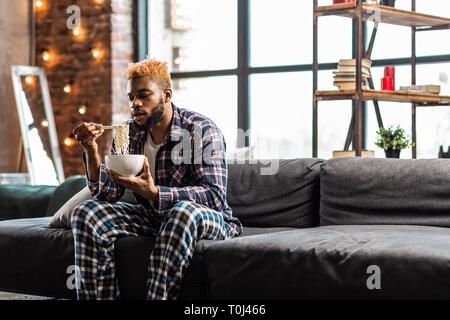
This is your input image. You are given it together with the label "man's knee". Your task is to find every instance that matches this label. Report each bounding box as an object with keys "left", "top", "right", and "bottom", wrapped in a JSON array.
[
  {"left": 71, "top": 200, "right": 101, "bottom": 226},
  {"left": 167, "top": 201, "right": 202, "bottom": 225}
]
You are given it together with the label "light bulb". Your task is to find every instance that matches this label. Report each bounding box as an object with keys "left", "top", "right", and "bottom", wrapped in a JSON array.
[
  {"left": 64, "top": 84, "right": 71, "bottom": 93},
  {"left": 64, "top": 137, "right": 75, "bottom": 147},
  {"left": 25, "top": 76, "right": 33, "bottom": 84},
  {"left": 78, "top": 105, "right": 87, "bottom": 114},
  {"left": 73, "top": 27, "right": 80, "bottom": 36},
  {"left": 92, "top": 49, "right": 100, "bottom": 59},
  {"left": 41, "top": 119, "right": 49, "bottom": 127},
  {"left": 35, "top": 0, "right": 43, "bottom": 8},
  {"left": 42, "top": 51, "right": 50, "bottom": 61}
]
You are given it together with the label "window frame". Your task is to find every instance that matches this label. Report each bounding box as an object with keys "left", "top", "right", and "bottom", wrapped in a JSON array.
[{"left": 141, "top": 0, "right": 450, "bottom": 154}]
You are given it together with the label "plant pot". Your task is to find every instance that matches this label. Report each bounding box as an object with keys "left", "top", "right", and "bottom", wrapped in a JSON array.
[{"left": 385, "top": 148, "right": 401, "bottom": 158}]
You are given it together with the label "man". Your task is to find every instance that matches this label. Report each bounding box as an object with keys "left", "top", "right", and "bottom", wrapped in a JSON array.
[{"left": 72, "top": 58, "right": 243, "bottom": 300}]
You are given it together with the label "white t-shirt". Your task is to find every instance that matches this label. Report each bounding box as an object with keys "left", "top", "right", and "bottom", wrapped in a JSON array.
[{"left": 143, "top": 132, "right": 161, "bottom": 180}]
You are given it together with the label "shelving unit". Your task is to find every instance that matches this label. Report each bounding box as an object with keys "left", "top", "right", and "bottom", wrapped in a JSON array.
[{"left": 312, "top": 0, "right": 450, "bottom": 158}]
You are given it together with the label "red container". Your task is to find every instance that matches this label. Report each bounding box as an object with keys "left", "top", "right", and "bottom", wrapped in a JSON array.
[
  {"left": 384, "top": 66, "right": 395, "bottom": 89},
  {"left": 381, "top": 77, "right": 394, "bottom": 91}
]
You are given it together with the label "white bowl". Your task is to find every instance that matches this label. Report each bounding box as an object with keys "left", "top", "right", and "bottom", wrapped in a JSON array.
[{"left": 105, "top": 154, "right": 145, "bottom": 177}]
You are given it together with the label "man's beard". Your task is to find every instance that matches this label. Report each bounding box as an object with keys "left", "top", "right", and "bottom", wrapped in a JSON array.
[{"left": 134, "top": 98, "right": 165, "bottom": 130}]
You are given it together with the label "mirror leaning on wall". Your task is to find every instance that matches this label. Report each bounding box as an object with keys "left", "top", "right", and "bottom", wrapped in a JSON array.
[{"left": 11, "top": 65, "right": 64, "bottom": 185}]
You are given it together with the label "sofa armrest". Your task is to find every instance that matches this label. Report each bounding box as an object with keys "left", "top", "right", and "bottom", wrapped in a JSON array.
[{"left": 0, "top": 184, "right": 56, "bottom": 221}]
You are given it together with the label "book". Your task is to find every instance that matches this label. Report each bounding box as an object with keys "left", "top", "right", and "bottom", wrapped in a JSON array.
[
  {"left": 334, "top": 82, "right": 368, "bottom": 90},
  {"left": 338, "top": 58, "right": 372, "bottom": 68},
  {"left": 334, "top": 78, "right": 368, "bottom": 82},
  {"left": 333, "top": 75, "right": 370, "bottom": 82},
  {"left": 398, "top": 85, "right": 441, "bottom": 95},
  {"left": 333, "top": 71, "right": 370, "bottom": 76},
  {"left": 337, "top": 65, "right": 372, "bottom": 74},
  {"left": 337, "top": 58, "right": 372, "bottom": 75},
  {"left": 333, "top": 150, "right": 375, "bottom": 158}
]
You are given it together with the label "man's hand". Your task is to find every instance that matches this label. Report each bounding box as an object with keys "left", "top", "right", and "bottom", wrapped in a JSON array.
[
  {"left": 105, "top": 157, "right": 159, "bottom": 201},
  {"left": 73, "top": 122, "right": 104, "bottom": 182},
  {"left": 73, "top": 122, "right": 104, "bottom": 154}
]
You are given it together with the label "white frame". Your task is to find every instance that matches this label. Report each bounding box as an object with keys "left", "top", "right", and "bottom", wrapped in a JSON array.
[{"left": 11, "top": 65, "right": 65, "bottom": 185}]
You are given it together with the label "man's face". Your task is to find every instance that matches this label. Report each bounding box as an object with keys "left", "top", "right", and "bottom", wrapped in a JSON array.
[{"left": 127, "top": 76, "right": 169, "bottom": 128}]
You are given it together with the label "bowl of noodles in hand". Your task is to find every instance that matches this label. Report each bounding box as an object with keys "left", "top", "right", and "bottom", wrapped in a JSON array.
[{"left": 105, "top": 124, "right": 145, "bottom": 177}]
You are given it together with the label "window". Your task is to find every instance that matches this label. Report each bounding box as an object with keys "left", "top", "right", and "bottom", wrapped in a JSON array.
[
  {"left": 172, "top": 76, "right": 238, "bottom": 150},
  {"left": 366, "top": 65, "right": 412, "bottom": 159},
  {"left": 318, "top": 16, "right": 352, "bottom": 64},
  {"left": 148, "top": 0, "right": 237, "bottom": 72},
  {"left": 361, "top": 0, "right": 450, "bottom": 159},
  {"left": 250, "top": 72, "right": 312, "bottom": 159},
  {"left": 250, "top": 0, "right": 312, "bottom": 66},
  {"left": 416, "top": 63, "right": 450, "bottom": 158},
  {"left": 146, "top": 0, "right": 450, "bottom": 159}
]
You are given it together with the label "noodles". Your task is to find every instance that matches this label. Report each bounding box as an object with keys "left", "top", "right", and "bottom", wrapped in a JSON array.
[{"left": 113, "top": 124, "right": 129, "bottom": 155}]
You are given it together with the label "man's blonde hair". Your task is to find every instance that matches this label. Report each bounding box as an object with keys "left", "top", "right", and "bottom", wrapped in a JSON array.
[{"left": 127, "top": 58, "right": 172, "bottom": 89}]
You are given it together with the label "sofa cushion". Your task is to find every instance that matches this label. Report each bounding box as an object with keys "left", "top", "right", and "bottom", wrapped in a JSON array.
[
  {"left": 115, "top": 226, "right": 295, "bottom": 300},
  {"left": 48, "top": 185, "right": 138, "bottom": 229},
  {"left": 46, "top": 175, "right": 87, "bottom": 217},
  {"left": 204, "top": 224, "right": 450, "bottom": 299},
  {"left": 0, "top": 184, "right": 56, "bottom": 221},
  {"left": 320, "top": 158, "right": 450, "bottom": 227},
  {"left": 0, "top": 217, "right": 76, "bottom": 299},
  {"left": 227, "top": 159, "right": 323, "bottom": 228}
]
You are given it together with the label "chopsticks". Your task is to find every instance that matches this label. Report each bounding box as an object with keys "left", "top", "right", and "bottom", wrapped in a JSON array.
[{"left": 103, "top": 125, "right": 128, "bottom": 130}]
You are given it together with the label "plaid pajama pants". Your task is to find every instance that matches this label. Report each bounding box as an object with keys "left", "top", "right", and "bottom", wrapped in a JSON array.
[{"left": 71, "top": 199, "right": 231, "bottom": 300}]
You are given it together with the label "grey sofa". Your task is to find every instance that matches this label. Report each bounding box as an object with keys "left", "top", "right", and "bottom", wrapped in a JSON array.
[{"left": 1, "top": 157, "right": 450, "bottom": 300}]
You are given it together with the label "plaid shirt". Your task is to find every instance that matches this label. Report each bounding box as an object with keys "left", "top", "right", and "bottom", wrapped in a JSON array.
[{"left": 84, "top": 103, "right": 243, "bottom": 237}]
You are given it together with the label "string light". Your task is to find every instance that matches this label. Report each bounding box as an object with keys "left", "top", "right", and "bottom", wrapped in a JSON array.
[
  {"left": 91, "top": 48, "right": 100, "bottom": 59},
  {"left": 25, "top": 76, "right": 34, "bottom": 85},
  {"left": 35, "top": 0, "right": 43, "bottom": 9},
  {"left": 42, "top": 50, "right": 51, "bottom": 61},
  {"left": 64, "top": 135, "right": 76, "bottom": 147},
  {"left": 41, "top": 119, "right": 49, "bottom": 127},
  {"left": 73, "top": 27, "right": 81, "bottom": 37},
  {"left": 89, "top": 45, "right": 103, "bottom": 60},
  {"left": 64, "top": 80, "right": 74, "bottom": 94},
  {"left": 94, "top": 0, "right": 104, "bottom": 4}
]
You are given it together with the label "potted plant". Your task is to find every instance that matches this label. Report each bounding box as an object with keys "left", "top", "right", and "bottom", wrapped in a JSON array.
[{"left": 375, "top": 126, "right": 414, "bottom": 158}]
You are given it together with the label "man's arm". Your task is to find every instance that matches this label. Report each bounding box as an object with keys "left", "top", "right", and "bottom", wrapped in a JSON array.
[
  {"left": 74, "top": 122, "right": 125, "bottom": 202},
  {"left": 154, "top": 127, "right": 229, "bottom": 216},
  {"left": 85, "top": 148, "right": 101, "bottom": 182},
  {"left": 82, "top": 141, "right": 126, "bottom": 202},
  {"left": 105, "top": 124, "right": 229, "bottom": 217},
  {"left": 73, "top": 122, "right": 103, "bottom": 181}
]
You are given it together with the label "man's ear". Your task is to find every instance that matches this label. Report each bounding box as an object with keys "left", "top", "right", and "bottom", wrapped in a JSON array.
[{"left": 164, "top": 88, "right": 172, "bottom": 103}]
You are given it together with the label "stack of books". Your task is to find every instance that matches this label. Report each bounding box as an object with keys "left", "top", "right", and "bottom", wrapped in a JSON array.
[{"left": 333, "top": 58, "right": 372, "bottom": 90}]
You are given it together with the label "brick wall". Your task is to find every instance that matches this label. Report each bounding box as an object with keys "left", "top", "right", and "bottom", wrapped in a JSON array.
[{"left": 34, "top": 0, "right": 133, "bottom": 178}]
